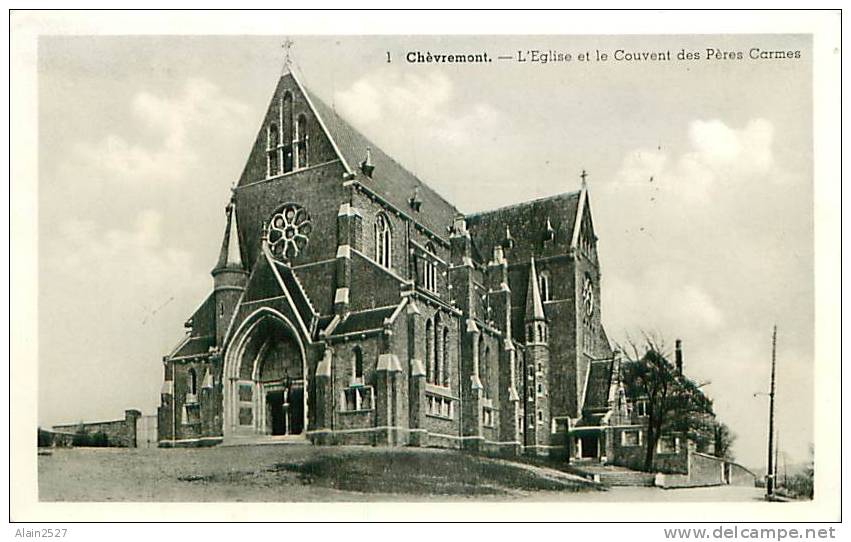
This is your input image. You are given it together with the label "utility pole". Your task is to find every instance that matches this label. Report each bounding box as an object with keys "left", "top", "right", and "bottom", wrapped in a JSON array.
[
  {"left": 766, "top": 325, "right": 777, "bottom": 500},
  {"left": 775, "top": 428, "right": 780, "bottom": 491}
]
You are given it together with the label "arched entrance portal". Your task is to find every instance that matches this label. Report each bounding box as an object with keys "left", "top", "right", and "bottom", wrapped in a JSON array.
[{"left": 223, "top": 311, "right": 307, "bottom": 440}]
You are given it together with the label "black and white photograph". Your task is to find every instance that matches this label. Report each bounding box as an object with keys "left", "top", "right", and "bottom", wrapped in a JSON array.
[{"left": 9, "top": 9, "right": 842, "bottom": 527}]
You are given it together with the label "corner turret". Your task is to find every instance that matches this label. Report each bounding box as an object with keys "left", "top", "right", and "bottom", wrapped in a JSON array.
[
  {"left": 524, "top": 257, "right": 548, "bottom": 344},
  {"left": 211, "top": 197, "right": 248, "bottom": 345}
]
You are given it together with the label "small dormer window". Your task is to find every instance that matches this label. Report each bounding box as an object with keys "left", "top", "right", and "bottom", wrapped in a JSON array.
[
  {"left": 545, "top": 217, "right": 556, "bottom": 242},
  {"left": 360, "top": 147, "right": 375, "bottom": 177},
  {"left": 503, "top": 226, "right": 514, "bottom": 249},
  {"left": 409, "top": 187, "right": 423, "bottom": 212}
]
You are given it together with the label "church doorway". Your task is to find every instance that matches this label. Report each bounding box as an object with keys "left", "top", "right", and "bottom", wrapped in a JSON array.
[
  {"left": 263, "top": 381, "right": 305, "bottom": 436},
  {"left": 580, "top": 435, "right": 600, "bottom": 459},
  {"left": 224, "top": 312, "right": 308, "bottom": 440},
  {"left": 266, "top": 389, "right": 287, "bottom": 435}
]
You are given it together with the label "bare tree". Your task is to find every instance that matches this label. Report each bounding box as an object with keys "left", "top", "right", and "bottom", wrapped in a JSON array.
[{"left": 619, "top": 334, "right": 715, "bottom": 471}]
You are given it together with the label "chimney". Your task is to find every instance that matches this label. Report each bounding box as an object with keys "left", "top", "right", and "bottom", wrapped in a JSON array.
[{"left": 675, "top": 339, "right": 683, "bottom": 375}]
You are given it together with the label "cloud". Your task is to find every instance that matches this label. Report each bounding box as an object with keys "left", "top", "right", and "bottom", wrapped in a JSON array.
[
  {"left": 64, "top": 78, "right": 250, "bottom": 186},
  {"left": 40, "top": 209, "right": 209, "bottom": 427},
  {"left": 51, "top": 209, "right": 195, "bottom": 295},
  {"left": 678, "top": 284, "right": 724, "bottom": 330},
  {"left": 605, "top": 273, "right": 724, "bottom": 340},
  {"left": 334, "top": 71, "right": 502, "bottom": 147},
  {"left": 599, "top": 116, "right": 812, "bottom": 467},
  {"left": 611, "top": 118, "right": 775, "bottom": 203}
]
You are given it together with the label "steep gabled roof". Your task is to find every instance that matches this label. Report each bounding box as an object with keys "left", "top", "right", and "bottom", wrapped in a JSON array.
[
  {"left": 466, "top": 191, "right": 581, "bottom": 263},
  {"left": 171, "top": 335, "right": 215, "bottom": 360},
  {"left": 185, "top": 293, "right": 216, "bottom": 338},
  {"left": 292, "top": 71, "right": 461, "bottom": 241}
]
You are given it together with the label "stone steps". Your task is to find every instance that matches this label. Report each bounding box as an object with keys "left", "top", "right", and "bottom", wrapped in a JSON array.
[
  {"left": 221, "top": 435, "right": 309, "bottom": 447},
  {"left": 572, "top": 463, "right": 658, "bottom": 487}
]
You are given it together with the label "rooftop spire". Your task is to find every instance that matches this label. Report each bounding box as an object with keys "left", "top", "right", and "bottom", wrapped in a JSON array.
[
  {"left": 525, "top": 257, "right": 546, "bottom": 322},
  {"left": 213, "top": 197, "right": 244, "bottom": 273}
]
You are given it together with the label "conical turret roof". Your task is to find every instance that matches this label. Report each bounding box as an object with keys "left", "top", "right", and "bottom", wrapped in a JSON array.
[
  {"left": 525, "top": 257, "right": 546, "bottom": 322},
  {"left": 213, "top": 198, "right": 244, "bottom": 272}
]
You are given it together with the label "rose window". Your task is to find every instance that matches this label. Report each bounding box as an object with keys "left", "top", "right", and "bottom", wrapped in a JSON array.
[{"left": 267, "top": 204, "right": 312, "bottom": 260}]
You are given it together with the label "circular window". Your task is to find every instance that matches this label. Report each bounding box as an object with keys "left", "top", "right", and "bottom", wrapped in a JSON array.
[{"left": 267, "top": 203, "right": 312, "bottom": 260}]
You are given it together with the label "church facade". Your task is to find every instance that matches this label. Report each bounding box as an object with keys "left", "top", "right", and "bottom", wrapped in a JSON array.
[{"left": 157, "top": 67, "right": 620, "bottom": 458}]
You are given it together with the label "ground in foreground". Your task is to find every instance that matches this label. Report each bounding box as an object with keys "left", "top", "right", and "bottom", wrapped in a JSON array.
[
  {"left": 38, "top": 444, "right": 764, "bottom": 503},
  {"left": 39, "top": 444, "right": 598, "bottom": 502}
]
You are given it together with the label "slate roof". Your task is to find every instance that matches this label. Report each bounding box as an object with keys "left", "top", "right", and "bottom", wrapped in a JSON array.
[
  {"left": 583, "top": 359, "right": 614, "bottom": 412},
  {"left": 185, "top": 293, "right": 216, "bottom": 338},
  {"left": 330, "top": 305, "right": 397, "bottom": 336},
  {"left": 268, "top": 260, "right": 318, "bottom": 336},
  {"left": 171, "top": 335, "right": 215, "bottom": 359},
  {"left": 465, "top": 191, "right": 581, "bottom": 263},
  {"left": 300, "top": 80, "right": 461, "bottom": 241}
]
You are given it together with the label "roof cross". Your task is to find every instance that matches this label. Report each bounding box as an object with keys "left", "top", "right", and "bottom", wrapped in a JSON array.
[
  {"left": 281, "top": 38, "right": 295, "bottom": 72},
  {"left": 580, "top": 169, "right": 588, "bottom": 188}
]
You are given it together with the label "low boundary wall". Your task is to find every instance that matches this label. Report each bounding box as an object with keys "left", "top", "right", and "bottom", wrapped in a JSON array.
[{"left": 656, "top": 451, "right": 757, "bottom": 488}]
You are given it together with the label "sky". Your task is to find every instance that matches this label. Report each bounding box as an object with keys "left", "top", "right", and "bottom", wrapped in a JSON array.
[{"left": 37, "top": 34, "right": 813, "bottom": 470}]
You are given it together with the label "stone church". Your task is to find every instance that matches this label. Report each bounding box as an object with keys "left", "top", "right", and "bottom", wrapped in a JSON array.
[{"left": 157, "top": 65, "right": 623, "bottom": 459}]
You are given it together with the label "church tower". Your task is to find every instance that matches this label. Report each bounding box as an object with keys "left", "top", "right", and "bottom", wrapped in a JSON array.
[
  {"left": 523, "top": 257, "right": 551, "bottom": 454},
  {"left": 211, "top": 197, "right": 247, "bottom": 346}
]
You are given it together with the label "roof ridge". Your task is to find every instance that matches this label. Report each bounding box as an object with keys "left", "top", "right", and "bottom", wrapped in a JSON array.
[
  {"left": 298, "top": 83, "right": 462, "bottom": 217},
  {"left": 287, "top": 69, "right": 354, "bottom": 174},
  {"left": 466, "top": 190, "right": 581, "bottom": 219}
]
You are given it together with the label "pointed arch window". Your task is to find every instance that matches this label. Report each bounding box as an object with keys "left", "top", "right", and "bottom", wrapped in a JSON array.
[
  {"left": 186, "top": 367, "right": 198, "bottom": 404},
  {"left": 425, "top": 318, "right": 434, "bottom": 383},
  {"left": 352, "top": 346, "right": 364, "bottom": 385},
  {"left": 374, "top": 213, "right": 392, "bottom": 269},
  {"left": 539, "top": 271, "right": 551, "bottom": 302},
  {"left": 442, "top": 326, "right": 450, "bottom": 387},
  {"left": 266, "top": 123, "right": 280, "bottom": 177},
  {"left": 281, "top": 92, "right": 294, "bottom": 173},
  {"left": 423, "top": 242, "right": 438, "bottom": 292},
  {"left": 295, "top": 114, "right": 309, "bottom": 169},
  {"left": 479, "top": 336, "right": 489, "bottom": 398},
  {"left": 187, "top": 368, "right": 197, "bottom": 395},
  {"left": 433, "top": 313, "right": 443, "bottom": 385}
]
